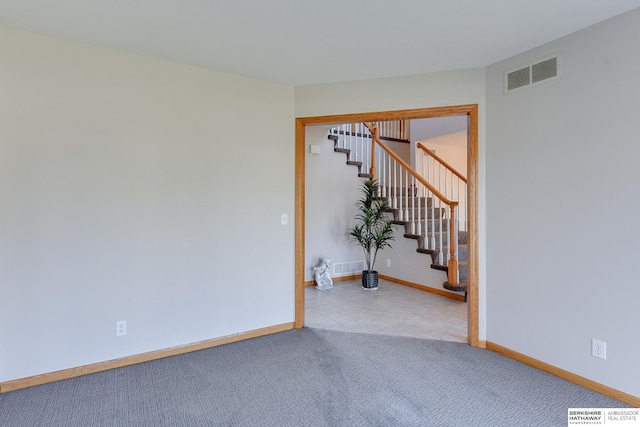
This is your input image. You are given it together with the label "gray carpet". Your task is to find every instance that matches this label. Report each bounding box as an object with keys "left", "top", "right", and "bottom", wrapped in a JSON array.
[{"left": 0, "top": 328, "right": 629, "bottom": 426}]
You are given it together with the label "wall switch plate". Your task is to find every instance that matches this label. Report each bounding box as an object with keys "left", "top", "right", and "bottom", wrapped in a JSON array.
[
  {"left": 116, "top": 320, "right": 127, "bottom": 336},
  {"left": 591, "top": 338, "right": 606, "bottom": 360},
  {"left": 386, "top": 259, "right": 391, "bottom": 267},
  {"left": 281, "top": 213, "right": 288, "bottom": 225}
]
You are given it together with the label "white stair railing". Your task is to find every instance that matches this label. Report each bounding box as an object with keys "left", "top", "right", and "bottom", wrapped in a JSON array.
[
  {"left": 416, "top": 142, "right": 467, "bottom": 233},
  {"left": 374, "top": 124, "right": 460, "bottom": 285},
  {"left": 376, "top": 119, "right": 410, "bottom": 141},
  {"left": 329, "top": 122, "right": 461, "bottom": 286}
]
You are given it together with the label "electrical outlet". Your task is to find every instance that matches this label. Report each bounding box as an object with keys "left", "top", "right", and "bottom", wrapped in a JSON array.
[
  {"left": 116, "top": 320, "right": 127, "bottom": 337},
  {"left": 591, "top": 338, "right": 606, "bottom": 360},
  {"left": 386, "top": 259, "right": 391, "bottom": 268}
]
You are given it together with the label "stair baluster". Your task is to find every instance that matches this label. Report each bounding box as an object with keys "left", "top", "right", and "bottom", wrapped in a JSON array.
[
  {"left": 416, "top": 177, "right": 422, "bottom": 236},
  {"left": 447, "top": 204, "right": 459, "bottom": 284},
  {"left": 387, "top": 151, "right": 392, "bottom": 206},
  {"left": 397, "top": 165, "right": 402, "bottom": 221},
  {"left": 410, "top": 176, "right": 416, "bottom": 235},
  {"left": 437, "top": 195, "right": 444, "bottom": 265},
  {"left": 393, "top": 157, "right": 398, "bottom": 210},
  {"left": 417, "top": 142, "right": 467, "bottom": 233},
  {"left": 429, "top": 182, "right": 436, "bottom": 252},
  {"left": 370, "top": 126, "right": 377, "bottom": 178},
  {"left": 403, "top": 169, "right": 409, "bottom": 226}
]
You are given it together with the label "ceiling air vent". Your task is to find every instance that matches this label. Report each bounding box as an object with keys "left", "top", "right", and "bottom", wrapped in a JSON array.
[{"left": 504, "top": 52, "right": 561, "bottom": 94}]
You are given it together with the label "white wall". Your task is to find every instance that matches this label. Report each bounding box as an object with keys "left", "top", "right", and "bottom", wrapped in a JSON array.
[
  {"left": 383, "top": 139, "right": 411, "bottom": 165},
  {"left": 409, "top": 117, "right": 467, "bottom": 169},
  {"left": 418, "top": 131, "right": 468, "bottom": 176},
  {"left": 486, "top": 9, "right": 640, "bottom": 397},
  {"left": 305, "top": 125, "right": 362, "bottom": 281},
  {"left": 296, "top": 68, "right": 487, "bottom": 339},
  {"left": 295, "top": 69, "right": 485, "bottom": 118},
  {"left": 0, "top": 26, "right": 295, "bottom": 382},
  {"left": 410, "top": 116, "right": 468, "bottom": 141}
]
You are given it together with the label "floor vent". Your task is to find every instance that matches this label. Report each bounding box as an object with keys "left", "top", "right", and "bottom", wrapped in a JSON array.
[
  {"left": 504, "top": 52, "right": 561, "bottom": 94},
  {"left": 333, "top": 260, "right": 365, "bottom": 276}
]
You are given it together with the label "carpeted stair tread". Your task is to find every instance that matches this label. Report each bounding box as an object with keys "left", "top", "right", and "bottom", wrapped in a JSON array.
[
  {"left": 432, "top": 263, "right": 468, "bottom": 280},
  {"left": 384, "top": 186, "right": 419, "bottom": 197},
  {"left": 433, "top": 260, "right": 469, "bottom": 281},
  {"left": 392, "top": 208, "right": 445, "bottom": 216},
  {"left": 415, "top": 243, "right": 469, "bottom": 281},
  {"left": 390, "top": 208, "right": 445, "bottom": 221},
  {"left": 398, "top": 220, "right": 450, "bottom": 235},
  {"left": 430, "top": 263, "right": 448, "bottom": 272},
  {"left": 382, "top": 197, "right": 434, "bottom": 207},
  {"left": 422, "top": 230, "right": 468, "bottom": 244},
  {"left": 432, "top": 259, "right": 468, "bottom": 268},
  {"left": 417, "top": 244, "right": 468, "bottom": 257}
]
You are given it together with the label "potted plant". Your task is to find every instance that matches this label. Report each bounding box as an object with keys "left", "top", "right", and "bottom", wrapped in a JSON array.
[{"left": 346, "top": 179, "right": 395, "bottom": 289}]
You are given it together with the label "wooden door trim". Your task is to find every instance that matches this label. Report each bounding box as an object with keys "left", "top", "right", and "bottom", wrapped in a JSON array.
[{"left": 295, "top": 104, "right": 480, "bottom": 347}]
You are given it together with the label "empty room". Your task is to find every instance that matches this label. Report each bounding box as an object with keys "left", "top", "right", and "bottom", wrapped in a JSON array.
[{"left": 1, "top": 2, "right": 639, "bottom": 425}]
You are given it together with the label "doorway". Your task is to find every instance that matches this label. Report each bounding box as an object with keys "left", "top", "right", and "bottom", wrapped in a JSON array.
[{"left": 294, "top": 104, "right": 480, "bottom": 347}]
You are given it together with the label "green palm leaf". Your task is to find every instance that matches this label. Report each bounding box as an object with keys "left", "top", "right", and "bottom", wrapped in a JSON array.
[{"left": 346, "top": 179, "right": 395, "bottom": 271}]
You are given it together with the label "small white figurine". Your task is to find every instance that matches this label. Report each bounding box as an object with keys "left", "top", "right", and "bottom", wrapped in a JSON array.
[{"left": 313, "top": 257, "right": 333, "bottom": 290}]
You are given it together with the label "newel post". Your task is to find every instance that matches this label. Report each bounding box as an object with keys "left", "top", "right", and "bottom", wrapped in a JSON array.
[
  {"left": 447, "top": 203, "right": 459, "bottom": 285},
  {"left": 370, "top": 125, "right": 377, "bottom": 179}
]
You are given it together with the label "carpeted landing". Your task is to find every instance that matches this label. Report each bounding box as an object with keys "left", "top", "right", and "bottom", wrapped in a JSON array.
[{"left": 0, "top": 328, "right": 629, "bottom": 426}]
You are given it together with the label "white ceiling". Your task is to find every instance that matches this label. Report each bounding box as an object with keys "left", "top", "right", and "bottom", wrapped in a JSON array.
[{"left": 1, "top": 1, "right": 639, "bottom": 86}]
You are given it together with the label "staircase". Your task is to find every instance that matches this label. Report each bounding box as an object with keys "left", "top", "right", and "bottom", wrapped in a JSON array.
[
  {"left": 331, "top": 136, "right": 373, "bottom": 179},
  {"left": 329, "top": 122, "right": 468, "bottom": 300}
]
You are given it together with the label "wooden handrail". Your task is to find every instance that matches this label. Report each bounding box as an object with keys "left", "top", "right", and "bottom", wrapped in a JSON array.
[
  {"left": 365, "top": 123, "right": 457, "bottom": 208},
  {"left": 417, "top": 142, "right": 467, "bottom": 183},
  {"left": 367, "top": 123, "right": 460, "bottom": 286}
]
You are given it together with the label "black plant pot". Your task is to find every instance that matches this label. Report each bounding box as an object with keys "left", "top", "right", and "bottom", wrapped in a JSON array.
[{"left": 362, "top": 270, "right": 379, "bottom": 290}]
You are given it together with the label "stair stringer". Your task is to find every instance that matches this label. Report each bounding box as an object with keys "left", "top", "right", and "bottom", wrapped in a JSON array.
[
  {"left": 388, "top": 205, "right": 468, "bottom": 300},
  {"left": 328, "top": 134, "right": 373, "bottom": 178},
  {"left": 374, "top": 225, "right": 454, "bottom": 294}
]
